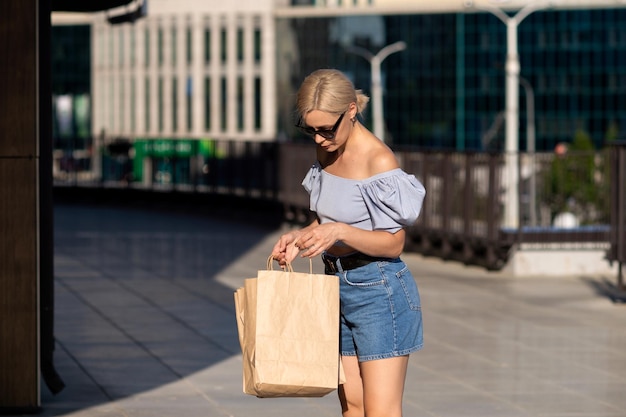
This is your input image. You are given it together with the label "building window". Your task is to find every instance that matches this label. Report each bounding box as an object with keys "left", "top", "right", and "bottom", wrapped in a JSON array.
[
  {"left": 172, "top": 77, "right": 178, "bottom": 132},
  {"left": 171, "top": 26, "right": 177, "bottom": 67},
  {"left": 237, "top": 77, "right": 244, "bottom": 131},
  {"left": 130, "top": 77, "right": 136, "bottom": 133},
  {"left": 254, "top": 28, "right": 261, "bottom": 63},
  {"left": 119, "top": 78, "right": 125, "bottom": 131},
  {"left": 158, "top": 77, "right": 163, "bottom": 132},
  {"left": 480, "top": 32, "right": 490, "bottom": 50},
  {"left": 109, "top": 31, "right": 114, "bottom": 68},
  {"left": 608, "top": 74, "right": 617, "bottom": 92},
  {"left": 109, "top": 76, "right": 114, "bottom": 128},
  {"left": 98, "top": 28, "right": 104, "bottom": 67},
  {"left": 186, "top": 27, "right": 192, "bottom": 65},
  {"left": 186, "top": 76, "right": 193, "bottom": 131},
  {"left": 204, "top": 77, "right": 211, "bottom": 131},
  {"left": 130, "top": 27, "right": 135, "bottom": 67},
  {"left": 237, "top": 28, "right": 244, "bottom": 62},
  {"left": 220, "top": 77, "right": 227, "bottom": 131},
  {"left": 204, "top": 28, "right": 211, "bottom": 64},
  {"left": 480, "top": 75, "right": 491, "bottom": 93},
  {"left": 538, "top": 31, "right": 546, "bottom": 48},
  {"left": 221, "top": 28, "right": 227, "bottom": 63},
  {"left": 119, "top": 30, "right": 124, "bottom": 67},
  {"left": 254, "top": 77, "right": 261, "bottom": 130},
  {"left": 158, "top": 27, "right": 164, "bottom": 67},
  {"left": 144, "top": 27, "right": 150, "bottom": 67},
  {"left": 145, "top": 77, "right": 150, "bottom": 130}
]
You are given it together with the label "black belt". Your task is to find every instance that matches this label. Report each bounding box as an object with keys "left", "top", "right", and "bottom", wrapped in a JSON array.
[{"left": 322, "top": 252, "right": 383, "bottom": 274}]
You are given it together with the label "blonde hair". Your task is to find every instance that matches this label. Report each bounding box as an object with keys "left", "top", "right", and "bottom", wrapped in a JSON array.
[{"left": 295, "top": 69, "right": 370, "bottom": 118}]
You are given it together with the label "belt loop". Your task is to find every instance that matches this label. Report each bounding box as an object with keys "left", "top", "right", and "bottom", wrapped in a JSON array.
[
  {"left": 336, "top": 258, "right": 345, "bottom": 273},
  {"left": 322, "top": 253, "right": 336, "bottom": 274}
]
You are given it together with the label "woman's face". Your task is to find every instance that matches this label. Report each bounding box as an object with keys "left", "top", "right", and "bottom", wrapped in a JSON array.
[{"left": 301, "top": 109, "right": 349, "bottom": 151}]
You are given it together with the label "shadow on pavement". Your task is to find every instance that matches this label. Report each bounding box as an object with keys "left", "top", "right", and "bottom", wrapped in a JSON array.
[
  {"left": 582, "top": 276, "right": 626, "bottom": 303},
  {"left": 41, "top": 191, "right": 285, "bottom": 416}
]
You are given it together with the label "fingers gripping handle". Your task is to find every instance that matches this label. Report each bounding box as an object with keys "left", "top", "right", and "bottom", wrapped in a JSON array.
[{"left": 267, "top": 255, "right": 313, "bottom": 274}]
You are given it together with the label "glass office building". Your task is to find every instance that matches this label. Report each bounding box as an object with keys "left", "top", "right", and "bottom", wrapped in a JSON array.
[{"left": 278, "top": 8, "right": 626, "bottom": 151}]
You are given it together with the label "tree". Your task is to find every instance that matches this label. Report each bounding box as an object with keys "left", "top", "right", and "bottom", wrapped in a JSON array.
[{"left": 543, "top": 129, "right": 602, "bottom": 225}]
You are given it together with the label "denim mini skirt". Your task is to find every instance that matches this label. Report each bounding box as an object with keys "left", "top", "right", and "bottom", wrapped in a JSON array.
[{"left": 329, "top": 257, "right": 423, "bottom": 362}]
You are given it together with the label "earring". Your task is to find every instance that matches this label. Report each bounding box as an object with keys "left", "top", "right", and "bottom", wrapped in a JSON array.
[{"left": 350, "top": 117, "right": 356, "bottom": 126}]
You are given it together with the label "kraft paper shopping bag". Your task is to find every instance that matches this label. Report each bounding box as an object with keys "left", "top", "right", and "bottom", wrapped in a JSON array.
[{"left": 234, "top": 257, "right": 341, "bottom": 398}]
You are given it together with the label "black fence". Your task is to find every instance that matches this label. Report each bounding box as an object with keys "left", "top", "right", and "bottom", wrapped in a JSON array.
[
  {"left": 54, "top": 139, "right": 623, "bottom": 274},
  {"left": 607, "top": 142, "right": 626, "bottom": 288}
]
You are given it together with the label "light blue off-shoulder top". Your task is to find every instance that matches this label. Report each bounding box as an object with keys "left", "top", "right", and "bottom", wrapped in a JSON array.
[{"left": 302, "top": 161, "right": 426, "bottom": 233}]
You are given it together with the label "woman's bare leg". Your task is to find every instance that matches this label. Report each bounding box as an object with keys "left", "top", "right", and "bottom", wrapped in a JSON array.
[
  {"left": 362, "top": 356, "right": 409, "bottom": 417},
  {"left": 339, "top": 355, "right": 409, "bottom": 417},
  {"left": 338, "top": 355, "right": 364, "bottom": 417}
]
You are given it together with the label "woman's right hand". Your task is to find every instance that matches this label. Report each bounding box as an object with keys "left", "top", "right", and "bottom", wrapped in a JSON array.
[{"left": 271, "top": 231, "right": 302, "bottom": 267}]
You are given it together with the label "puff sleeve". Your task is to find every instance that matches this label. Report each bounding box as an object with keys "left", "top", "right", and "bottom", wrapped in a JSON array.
[
  {"left": 301, "top": 162, "right": 322, "bottom": 211},
  {"left": 358, "top": 170, "right": 426, "bottom": 232}
]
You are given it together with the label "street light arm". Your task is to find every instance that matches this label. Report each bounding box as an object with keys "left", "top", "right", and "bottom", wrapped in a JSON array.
[
  {"left": 513, "top": 1, "right": 553, "bottom": 24},
  {"left": 375, "top": 41, "right": 407, "bottom": 62},
  {"left": 464, "top": 0, "right": 510, "bottom": 23},
  {"left": 344, "top": 41, "right": 407, "bottom": 143},
  {"left": 464, "top": 0, "right": 554, "bottom": 24}
]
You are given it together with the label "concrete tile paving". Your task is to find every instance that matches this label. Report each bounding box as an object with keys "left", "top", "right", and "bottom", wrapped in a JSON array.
[{"left": 11, "top": 202, "right": 625, "bottom": 417}]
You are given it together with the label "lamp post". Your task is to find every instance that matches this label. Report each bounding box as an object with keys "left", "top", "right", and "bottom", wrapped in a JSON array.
[
  {"left": 345, "top": 41, "right": 407, "bottom": 142},
  {"left": 465, "top": 0, "right": 551, "bottom": 229},
  {"left": 519, "top": 75, "right": 537, "bottom": 226}
]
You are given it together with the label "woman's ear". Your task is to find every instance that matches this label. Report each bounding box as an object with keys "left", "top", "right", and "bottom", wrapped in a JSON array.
[{"left": 349, "top": 102, "right": 358, "bottom": 120}]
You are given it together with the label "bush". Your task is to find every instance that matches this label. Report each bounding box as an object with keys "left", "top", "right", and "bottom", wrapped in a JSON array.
[{"left": 542, "top": 129, "right": 608, "bottom": 225}]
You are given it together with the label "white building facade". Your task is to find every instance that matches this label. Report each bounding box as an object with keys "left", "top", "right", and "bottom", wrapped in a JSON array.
[{"left": 91, "top": 0, "right": 285, "bottom": 142}]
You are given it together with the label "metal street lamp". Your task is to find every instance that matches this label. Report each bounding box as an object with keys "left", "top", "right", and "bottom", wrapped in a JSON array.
[
  {"left": 519, "top": 76, "right": 537, "bottom": 226},
  {"left": 465, "top": 0, "right": 551, "bottom": 228},
  {"left": 345, "top": 41, "right": 407, "bottom": 143}
]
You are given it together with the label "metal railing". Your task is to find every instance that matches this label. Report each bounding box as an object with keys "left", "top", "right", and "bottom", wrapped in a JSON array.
[
  {"left": 607, "top": 141, "right": 626, "bottom": 288},
  {"left": 398, "top": 150, "right": 510, "bottom": 270},
  {"left": 53, "top": 139, "right": 619, "bottom": 271}
]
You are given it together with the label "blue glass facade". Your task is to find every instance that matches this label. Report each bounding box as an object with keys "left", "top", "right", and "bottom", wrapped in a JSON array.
[
  {"left": 51, "top": 25, "right": 91, "bottom": 95},
  {"left": 280, "top": 8, "right": 626, "bottom": 151},
  {"left": 51, "top": 25, "right": 92, "bottom": 151}
]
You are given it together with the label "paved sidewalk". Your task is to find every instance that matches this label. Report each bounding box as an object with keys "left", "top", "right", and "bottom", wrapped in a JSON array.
[{"left": 18, "top": 202, "right": 626, "bottom": 416}]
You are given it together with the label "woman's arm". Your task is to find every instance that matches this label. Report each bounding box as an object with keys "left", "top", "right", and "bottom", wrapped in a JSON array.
[
  {"left": 338, "top": 226, "right": 406, "bottom": 258},
  {"left": 297, "top": 222, "right": 406, "bottom": 259}
]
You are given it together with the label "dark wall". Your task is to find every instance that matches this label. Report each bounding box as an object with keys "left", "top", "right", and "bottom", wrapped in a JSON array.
[{"left": 0, "top": 0, "right": 41, "bottom": 411}]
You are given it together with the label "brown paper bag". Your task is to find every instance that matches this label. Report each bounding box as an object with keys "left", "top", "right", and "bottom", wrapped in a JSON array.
[{"left": 234, "top": 257, "right": 342, "bottom": 398}]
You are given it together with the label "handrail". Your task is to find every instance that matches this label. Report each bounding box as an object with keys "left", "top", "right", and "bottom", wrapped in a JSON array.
[
  {"left": 53, "top": 139, "right": 614, "bottom": 271},
  {"left": 607, "top": 141, "right": 626, "bottom": 288}
]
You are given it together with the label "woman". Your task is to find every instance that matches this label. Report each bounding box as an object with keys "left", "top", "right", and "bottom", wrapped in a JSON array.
[{"left": 271, "top": 69, "right": 426, "bottom": 417}]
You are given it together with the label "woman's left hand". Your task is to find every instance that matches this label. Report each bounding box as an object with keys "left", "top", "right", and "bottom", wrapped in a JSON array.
[{"left": 295, "top": 223, "right": 343, "bottom": 258}]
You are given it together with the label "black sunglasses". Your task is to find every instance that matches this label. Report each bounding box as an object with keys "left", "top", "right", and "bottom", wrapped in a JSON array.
[{"left": 296, "top": 112, "right": 346, "bottom": 140}]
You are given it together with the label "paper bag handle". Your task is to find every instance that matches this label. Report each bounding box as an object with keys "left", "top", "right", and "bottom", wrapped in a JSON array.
[{"left": 266, "top": 255, "right": 313, "bottom": 274}]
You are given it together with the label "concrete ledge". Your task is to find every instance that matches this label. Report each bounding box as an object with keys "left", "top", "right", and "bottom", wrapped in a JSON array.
[{"left": 503, "top": 248, "right": 618, "bottom": 277}]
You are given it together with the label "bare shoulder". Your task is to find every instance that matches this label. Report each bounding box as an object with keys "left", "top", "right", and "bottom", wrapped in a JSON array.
[{"left": 367, "top": 141, "right": 400, "bottom": 176}]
